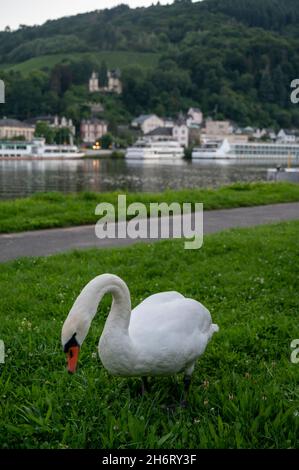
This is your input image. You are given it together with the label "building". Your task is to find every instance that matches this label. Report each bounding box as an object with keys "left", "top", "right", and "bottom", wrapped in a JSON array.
[
  {"left": 107, "top": 69, "right": 122, "bottom": 95},
  {"left": 186, "top": 108, "right": 203, "bottom": 127},
  {"left": 145, "top": 123, "right": 189, "bottom": 147},
  {"left": 277, "top": 129, "right": 298, "bottom": 143},
  {"left": 89, "top": 72, "right": 100, "bottom": 93},
  {"left": 200, "top": 119, "right": 235, "bottom": 142},
  {"left": 173, "top": 123, "right": 189, "bottom": 147},
  {"left": 131, "top": 114, "right": 164, "bottom": 135},
  {"left": 0, "top": 118, "right": 35, "bottom": 140},
  {"left": 26, "top": 115, "right": 76, "bottom": 145},
  {"left": 203, "top": 119, "right": 233, "bottom": 136},
  {"left": 87, "top": 102, "right": 105, "bottom": 115},
  {"left": 80, "top": 118, "right": 108, "bottom": 144},
  {"left": 89, "top": 69, "right": 122, "bottom": 95}
]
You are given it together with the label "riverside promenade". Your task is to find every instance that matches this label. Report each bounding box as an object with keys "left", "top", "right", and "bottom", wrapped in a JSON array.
[{"left": 0, "top": 202, "right": 298, "bottom": 262}]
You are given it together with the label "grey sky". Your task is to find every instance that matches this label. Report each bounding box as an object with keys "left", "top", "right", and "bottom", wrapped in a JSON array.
[{"left": 0, "top": 1, "right": 174, "bottom": 31}]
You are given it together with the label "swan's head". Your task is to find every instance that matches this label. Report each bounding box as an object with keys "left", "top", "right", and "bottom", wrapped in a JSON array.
[
  {"left": 62, "top": 332, "right": 80, "bottom": 374},
  {"left": 61, "top": 312, "right": 90, "bottom": 373}
]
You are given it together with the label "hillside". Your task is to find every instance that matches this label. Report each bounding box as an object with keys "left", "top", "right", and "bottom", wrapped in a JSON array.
[
  {"left": 0, "top": 0, "right": 299, "bottom": 130},
  {"left": 0, "top": 51, "right": 159, "bottom": 75}
]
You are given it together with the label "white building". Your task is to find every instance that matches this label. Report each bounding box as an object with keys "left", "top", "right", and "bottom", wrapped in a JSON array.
[
  {"left": 80, "top": 119, "right": 108, "bottom": 144},
  {"left": 132, "top": 114, "right": 164, "bottom": 135},
  {"left": 277, "top": 129, "right": 298, "bottom": 143},
  {"left": 173, "top": 123, "right": 189, "bottom": 147},
  {"left": 89, "top": 72, "right": 99, "bottom": 93},
  {"left": 145, "top": 123, "right": 189, "bottom": 147},
  {"left": 89, "top": 70, "right": 122, "bottom": 95},
  {"left": 187, "top": 108, "right": 203, "bottom": 127},
  {"left": 107, "top": 70, "right": 122, "bottom": 95},
  {"left": 26, "top": 115, "right": 76, "bottom": 145},
  {"left": 0, "top": 118, "right": 35, "bottom": 140}
]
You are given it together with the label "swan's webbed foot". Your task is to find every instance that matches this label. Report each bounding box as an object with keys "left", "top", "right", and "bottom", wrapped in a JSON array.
[
  {"left": 179, "top": 399, "right": 188, "bottom": 408},
  {"left": 163, "top": 400, "right": 188, "bottom": 410},
  {"left": 162, "top": 376, "right": 192, "bottom": 409}
]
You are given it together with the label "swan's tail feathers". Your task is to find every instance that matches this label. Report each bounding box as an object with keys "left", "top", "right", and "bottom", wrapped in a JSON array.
[{"left": 209, "top": 323, "right": 219, "bottom": 339}]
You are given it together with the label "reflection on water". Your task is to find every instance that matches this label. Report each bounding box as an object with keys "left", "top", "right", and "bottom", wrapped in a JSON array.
[{"left": 0, "top": 158, "right": 298, "bottom": 199}]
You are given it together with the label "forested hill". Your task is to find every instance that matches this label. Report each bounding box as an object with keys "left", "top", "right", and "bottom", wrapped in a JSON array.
[
  {"left": 1, "top": 0, "right": 299, "bottom": 129},
  {"left": 1, "top": 0, "right": 299, "bottom": 61}
]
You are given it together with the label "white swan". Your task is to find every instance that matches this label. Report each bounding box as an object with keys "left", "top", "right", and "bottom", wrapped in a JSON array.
[{"left": 61, "top": 274, "right": 219, "bottom": 391}]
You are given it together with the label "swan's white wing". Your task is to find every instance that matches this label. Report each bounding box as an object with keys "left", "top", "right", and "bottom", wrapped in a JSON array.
[
  {"left": 134, "top": 291, "right": 185, "bottom": 307},
  {"left": 128, "top": 295, "right": 216, "bottom": 375}
]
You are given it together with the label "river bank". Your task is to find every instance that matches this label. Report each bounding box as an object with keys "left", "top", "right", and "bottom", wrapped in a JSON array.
[{"left": 1, "top": 182, "right": 299, "bottom": 233}]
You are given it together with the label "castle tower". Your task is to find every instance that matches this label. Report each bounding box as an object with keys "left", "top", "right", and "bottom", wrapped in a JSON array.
[
  {"left": 107, "top": 69, "right": 122, "bottom": 95},
  {"left": 89, "top": 72, "right": 99, "bottom": 93}
]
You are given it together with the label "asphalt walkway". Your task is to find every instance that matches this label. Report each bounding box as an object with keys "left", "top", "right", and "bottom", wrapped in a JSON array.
[{"left": 0, "top": 202, "right": 298, "bottom": 262}]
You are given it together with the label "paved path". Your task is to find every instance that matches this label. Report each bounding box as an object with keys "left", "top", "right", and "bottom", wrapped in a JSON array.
[{"left": 0, "top": 202, "right": 298, "bottom": 263}]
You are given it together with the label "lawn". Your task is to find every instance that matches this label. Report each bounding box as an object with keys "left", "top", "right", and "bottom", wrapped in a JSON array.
[
  {"left": 0, "top": 51, "right": 160, "bottom": 75},
  {"left": 1, "top": 182, "right": 299, "bottom": 233},
  {"left": 0, "top": 221, "right": 298, "bottom": 448}
]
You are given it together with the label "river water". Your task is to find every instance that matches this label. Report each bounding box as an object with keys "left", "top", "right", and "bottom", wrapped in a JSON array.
[{"left": 0, "top": 158, "right": 297, "bottom": 200}]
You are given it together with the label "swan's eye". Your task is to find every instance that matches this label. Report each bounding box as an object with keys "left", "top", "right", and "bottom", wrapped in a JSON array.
[{"left": 63, "top": 332, "right": 79, "bottom": 352}]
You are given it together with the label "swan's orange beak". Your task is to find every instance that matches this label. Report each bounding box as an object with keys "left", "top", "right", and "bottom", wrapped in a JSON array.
[{"left": 66, "top": 345, "right": 80, "bottom": 374}]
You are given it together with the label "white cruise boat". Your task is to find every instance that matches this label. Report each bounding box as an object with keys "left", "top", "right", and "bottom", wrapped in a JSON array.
[
  {"left": 126, "top": 139, "right": 184, "bottom": 159},
  {"left": 192, "top": 139, "right": 299, "bottom": 160},
  {"left": 0, "top": 138, "right": 84, "bottom": 159}
]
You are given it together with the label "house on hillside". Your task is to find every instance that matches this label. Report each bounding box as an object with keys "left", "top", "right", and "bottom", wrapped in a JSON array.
[
  {"left": 89, "top": 69, "right": 122, "bottom": 95},
  {"left": 26, "top": 115, "right": 76, "bottom": 145},
  {"left": 186, "top": 108, "right": 203, "bottom": 127},
  {"left": 277, "top": 129, "right": 298, "bottom": 143},
  {"left": 89, "top": 72, "right": 100, "bottom": 93},
  {"left": 0, "top": 118, "right": 35, "bottom": 141},
  {"left": 80, "top": 118, "right": 108, "bottom": 144},
  {"left": 107, "top": 69, "right": 122, "bottom": 94},
  {"left": 145, "top": 122, "right": 189, "bottom": 147},
  {"left": 173, "top": 122, "right": 189, "bottom": 147},
  {"left": 201, "top": 119, "right": 234, "bottom": 142},
  {"left": 131, "top": 114, "right": 164, "bottom": 135}
]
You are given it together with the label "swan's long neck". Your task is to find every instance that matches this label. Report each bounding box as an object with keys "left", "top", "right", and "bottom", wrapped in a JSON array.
[{"left": 62, "top": 274, "right": 131, "bottom": 347}]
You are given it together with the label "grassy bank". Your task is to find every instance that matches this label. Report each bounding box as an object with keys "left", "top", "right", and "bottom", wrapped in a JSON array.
[
  {"left": 1, "top": 182, "right": 299, "bottom": 233},
  {"left": 0, "top": 221, "right": 298, "bottom": 448}
]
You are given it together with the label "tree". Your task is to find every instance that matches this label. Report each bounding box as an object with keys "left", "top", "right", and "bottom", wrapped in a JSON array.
[
  {"left": 55, "top": 128, "right": 71, "bottom": 145},
  {"left": 259, "top": 68, "right": 275, "bottom": 103},
  {"left": 35, "top": 122, "right": 55, "bottom": 144},
  {"left": 101, "top": 133, "right": 113, "bottom": 149},
  {"left": 99, "top": 61, "right": 108, "bottom": 88}
]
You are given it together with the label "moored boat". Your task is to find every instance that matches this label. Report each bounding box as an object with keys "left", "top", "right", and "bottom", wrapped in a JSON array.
[
  {"left": 126, "top": 139, "right": 184, "bottom": 159},
  {"left": 192, "top": 139, "right": 299, "bottom": 160},
  {"left": 0, "top": 138, "right": 84, "bottom": 159}
]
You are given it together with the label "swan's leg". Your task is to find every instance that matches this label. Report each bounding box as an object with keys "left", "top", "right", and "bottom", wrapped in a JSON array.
[{"left": 181, "top": 364, "right": 195, "bottom": 407}]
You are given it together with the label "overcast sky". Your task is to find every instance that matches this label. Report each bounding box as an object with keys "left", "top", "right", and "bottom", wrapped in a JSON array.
[{"left": 0, "top": 0, "right": 175, "bottom": 31}]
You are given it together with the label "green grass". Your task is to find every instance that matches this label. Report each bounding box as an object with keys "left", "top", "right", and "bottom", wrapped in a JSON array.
[
  {"left": 1, "top": 182, "right": 299, "bottom": 233},
  {"left": 0, "top": 221, "right": 298, "bottom": 449},
  {"left": 0, "top": 51, "right": 160, "bottom": 75}
]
